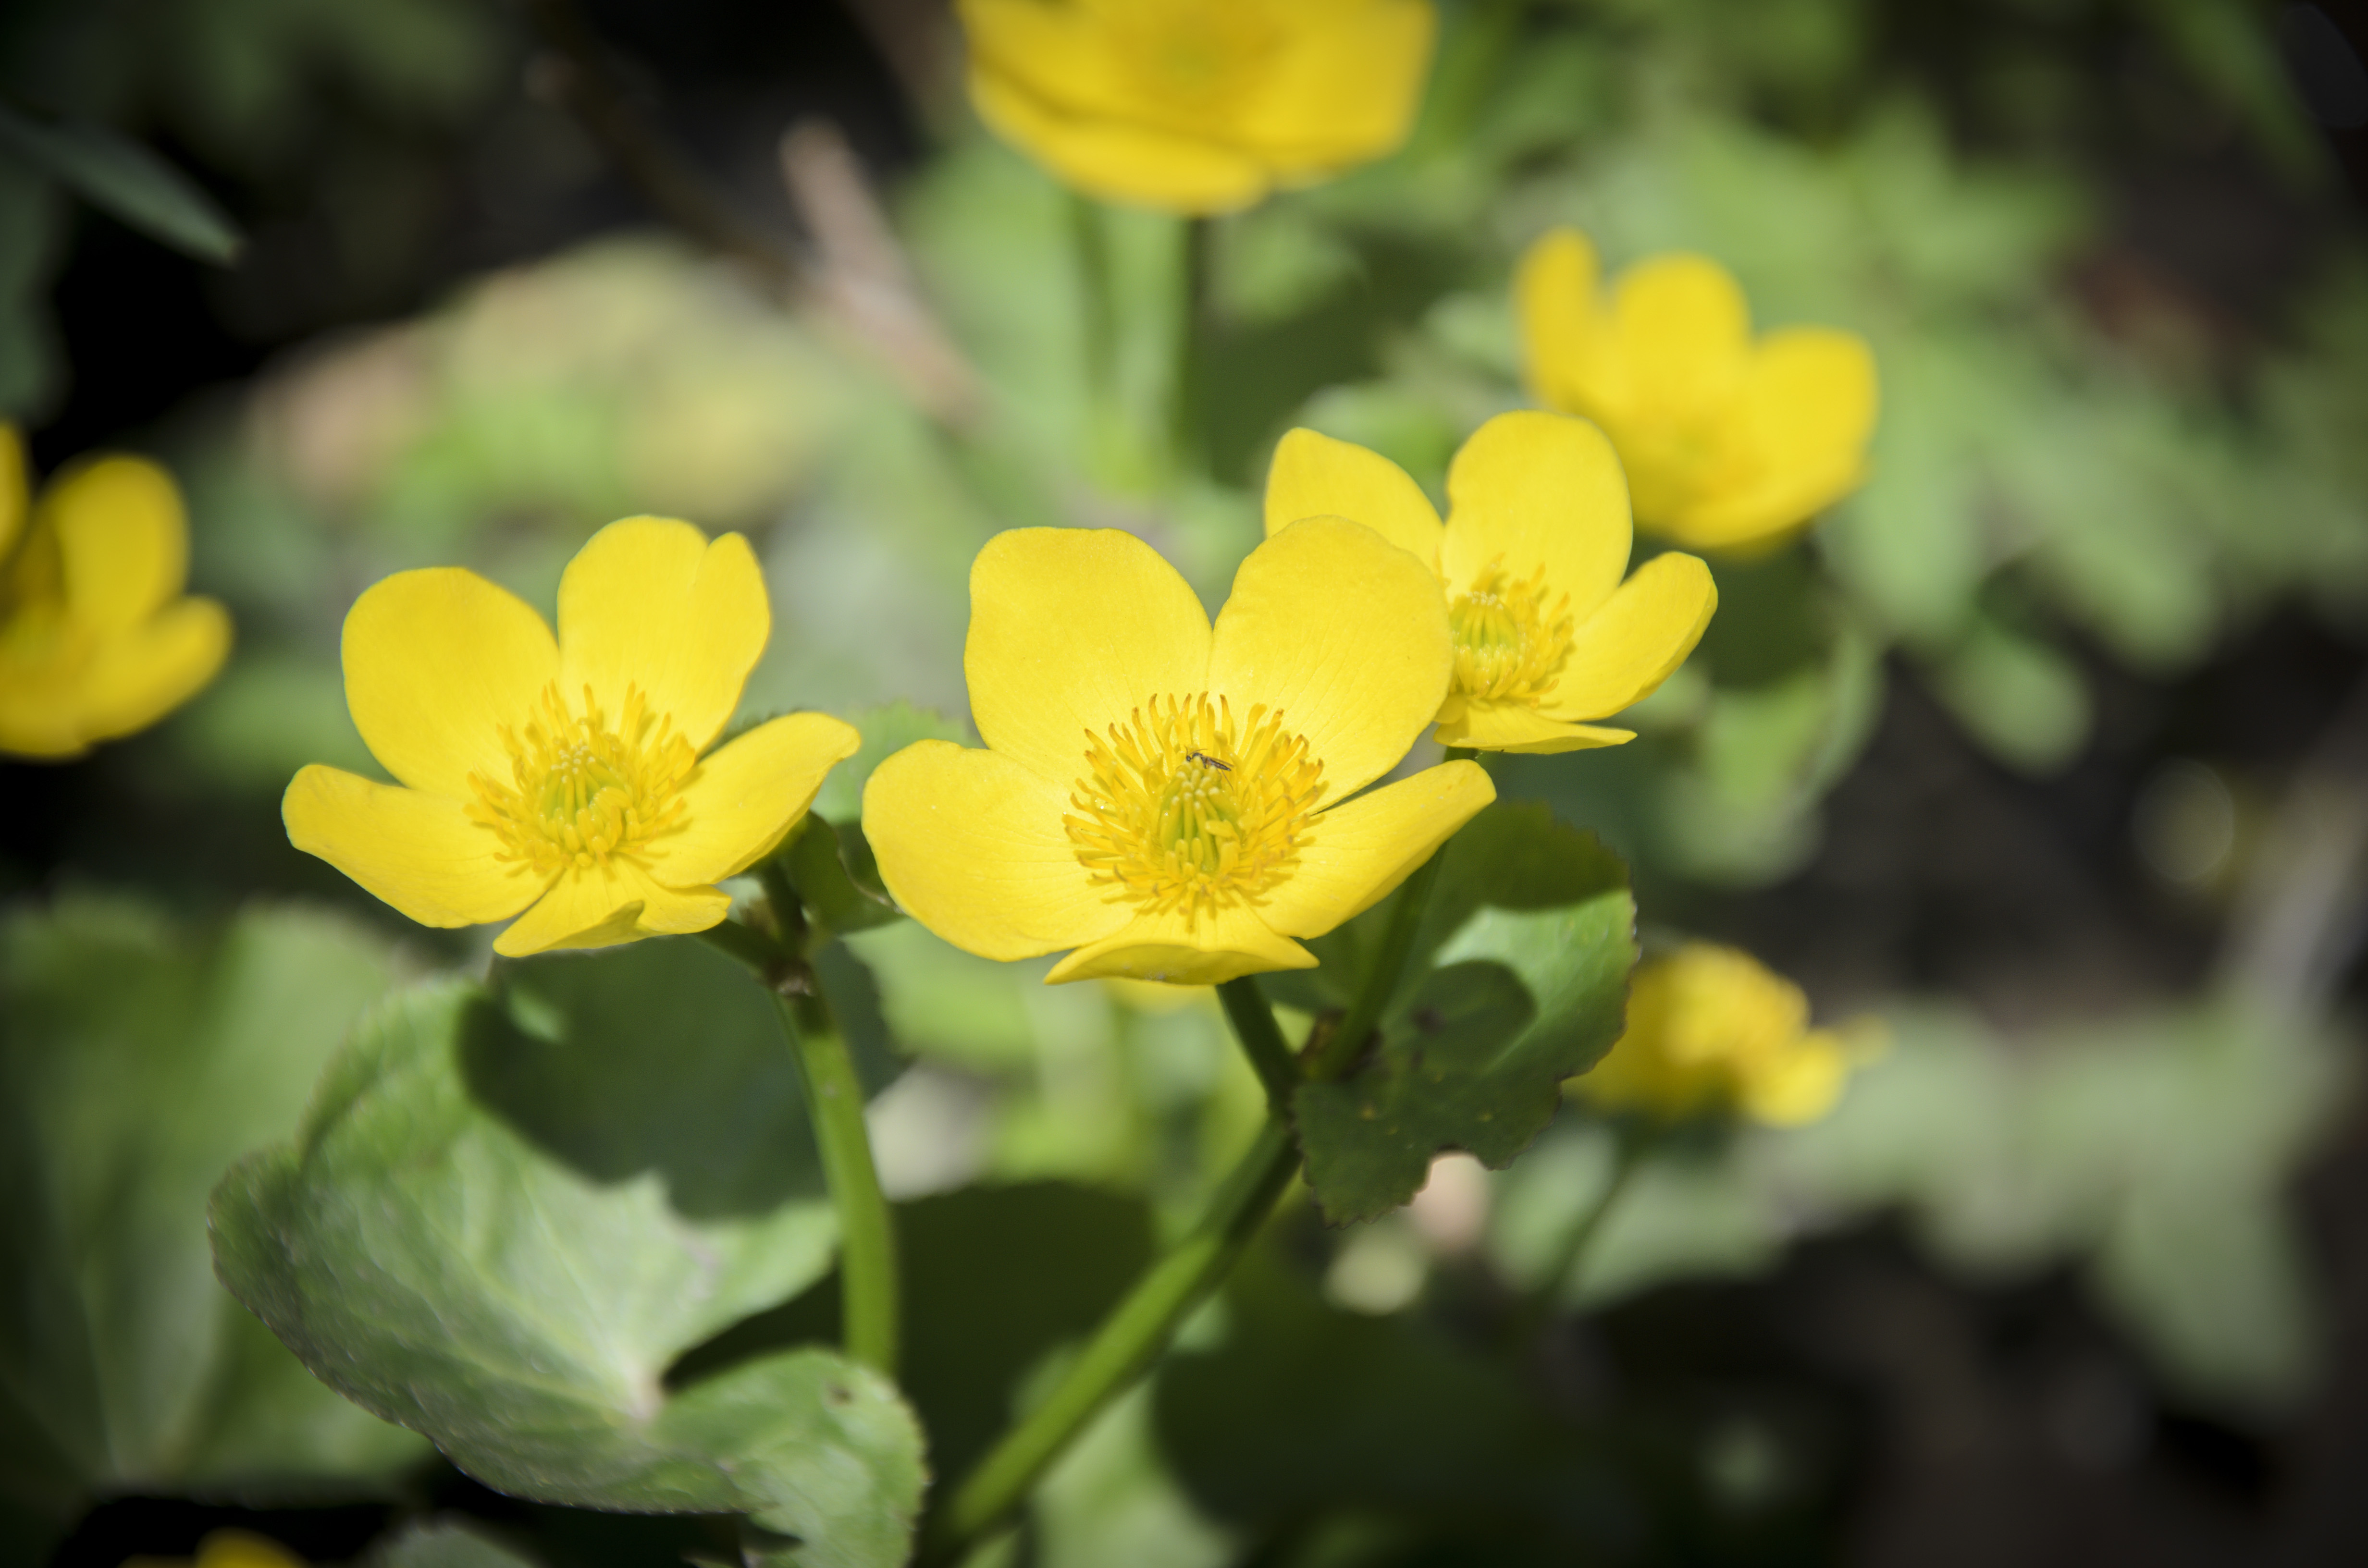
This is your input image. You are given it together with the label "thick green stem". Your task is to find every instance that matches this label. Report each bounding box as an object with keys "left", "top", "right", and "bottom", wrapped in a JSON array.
[
  {"left": 1506, "top": 1127, "right": 1646, "bottom": 1349},
  {"left": 923, "top": 1115, "right": 1298, "bottom": 1563},
  {"left": 775, "top": 987, "right": 900, "bottom": 1376},
  {"left": 1217, "top": 974, "right": 1299, "bottom": 1111},
  {"left": 1169, "top": 214, "right": 1210, "bottom": 473},
  {"left": 1071, "top": 190, "right": 1115, "bottom": 406}
]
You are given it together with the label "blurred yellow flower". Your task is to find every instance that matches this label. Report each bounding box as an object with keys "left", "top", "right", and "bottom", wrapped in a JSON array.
[
  {"left": 864, "top": 519, "right": 1492, "bottom": 985},
  {"left": 1517, "top": 228, "right": 1878, "bottom": 552},
  {"left": 123, "top": 1529, "right": 307, "bottom": 1568},
  {"left": 1264, "top": 411, "right": 1716, "bottom": 754},
  {"left": 284, "top": 517, "right": 857, "bottom": 957},
  {"left": 957, "top": 0, "right": 1438, "bottom": 214},
  {"left": 1580, "top": 943, "right": 1854, "bottom": 1127},
  {"left": 0, "top": 425, "right": 231, "bottom": 760}
]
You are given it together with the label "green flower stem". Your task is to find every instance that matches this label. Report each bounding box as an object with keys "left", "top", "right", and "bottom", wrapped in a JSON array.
[
  {"left": 1217, "top": 974, "right": 1299, "bottom": 1110},
  {"left": 923, "top": 1114, "right": 1300, "bottom": 1564},
  {"left": 1071, "top": 190, "right": 1115, "bottom": 406},
  {"left": 774, "top": 985, "right": 900, "bottom": 1377},
  {"left": 1506, "top": 1125, "right": 1648, "bottom": 1350},
  {"left": 697, "top": 915, "right": 900, "bottom": 1378},
  {"left": 1170, "top": 213, "right": 1211, "bottom": 472}
]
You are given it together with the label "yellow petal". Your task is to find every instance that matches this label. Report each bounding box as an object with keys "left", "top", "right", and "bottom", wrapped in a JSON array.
[
  {"left": 343, "top": 567, "right": 558, "bottom": 798},
  {"left": 1440, "top": 411, "right": 1632, "bottom": 622},
  {"left": 653, "top": 711, "right": 861, "bottom": 887},
  {"left": 1208, "top": 514, "right": 1450, "bottom": 801},
  {"left": 494, "top": 859, "right": 731, "bottom": 957},
  {"left": 1045, "top": 901, "right": 1314, "bottom": 986},
  {"left": 42, "top": 456, "right": 188, "bottom": 633},
  {"left": 863, "top": 739, "right": 1127, "bottom": 961},
  {"left": 1257, "top": 760, "right": 1493, "bottom": 939},
  {"left": 1262, "top": 428, "right": 1443, "bottom": 567},
  {"left": 958, "top": 0, "right": 1134, "bottom": 122},
  {"left": 0, "top": 661, "right": 94, "bottom": 759},
  {"left": 965, "top": 527, "right": 1213, "bottom": 787},
  {"left": 0, "top": 424, "right": 24, "bottom": 561},
  {"left": 1515, "top": 226, "right": 1604, "bottom": 416},
  {"left": 1611, "top": 253, "right": 1752, "bottom": 423},
  {"left": 1741, "top": 1031, "right": 1849, "bottom": 1126},
  {"left": 283, "top": 765, "right": 547, "bottom": 927},
  {"left": 1542, "top": 552, "right": 1715, "bottom": 722},
  {"left": 556, "top": 517, "right": 768, "bottom": 752},
  {"left": 1235, "top": 0, "right": 1436, "bottom": 170},
  {"left": 1434, "top": 704, "right": 1632, "bottom": 754},
  {"left": 75, "top": 596, "right": 232, "bottom": 745},
  {"left": 969, "top": 62, "right": 1271, "bottom": 213},
  {"left": 1667, "top": 328, "right": 1877, "bottom": 550}
]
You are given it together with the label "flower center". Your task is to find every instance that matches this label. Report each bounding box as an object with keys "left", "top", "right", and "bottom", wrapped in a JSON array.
[
  {"left": 1063, "top": 692, "right": 1324, "bottom": 927},
  {"left": 466, "top": 682, "right": 696, "bottom": 877},
  {"left": 1449, "top": 559, "right": 1574, "bottom": 708}
]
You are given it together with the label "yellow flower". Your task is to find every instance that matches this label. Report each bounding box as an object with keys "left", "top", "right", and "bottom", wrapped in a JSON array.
[
  {"left": 123, "top": 1530, "right": 308, "bottom": 1568},
  {"left": 863, "top": 519, "right": 1493, "bottom": 985},
  {"left": 0, "top": 425, "right": 232, "bottom": 759},
  {"left": 284, "top": 517, "right": 858, "bottom": 957},
  {"left": 1516, "top": 228, "right": 1878, "bottom": 552},
  {"left": 957, "top": 0, "right": 1437, "bottom": 214},
  {"left": 1264, "top": 410, "right": 1716, "bottom": 754},
  {"left": 1580, "top": 943, "right": 1853, "bottom": 1127}
]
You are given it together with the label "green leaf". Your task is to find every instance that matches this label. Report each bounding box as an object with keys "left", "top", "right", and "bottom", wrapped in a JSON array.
[
  {"left": 783, "top": 818, "right": 901, "bottom": 935},
  {"left": 210, "top": 969, "right": 925, "bottom": 1568},
  {"left": 1294, "top": 803, "right": 1637, "bottom": 1224},
  {"left": 0, "top": 895, "right": 426, "bottom": 1530},
  {"left": 368, "top": 1519, "right": 542, "bottom": 1568},
  {"left": 810, "top": 702, "right": 966, "bottom": 827},
  {"left": 0, "top": 102, "right": 242, "bottom": 263}
]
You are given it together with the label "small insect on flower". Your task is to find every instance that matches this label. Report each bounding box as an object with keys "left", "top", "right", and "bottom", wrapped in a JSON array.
[{"left": 1186, "top": 750, "right": 1233, "bottom": 771}]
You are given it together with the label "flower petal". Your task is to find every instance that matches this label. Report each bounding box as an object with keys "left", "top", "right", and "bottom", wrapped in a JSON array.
[
  {"left": 1263, "top": 428, "right": 1443, "bottom": 568},
  {"left": 1257, "top": 760, "right": 1494, "bottom": 940},
  {"left": 1435, "top": 704, "right": 1632, "bottom": 754},
  {"left": 1516, "top": 227, "right": 1606, "bottom": 416},
  {"left": 1440, "top": 411, "right": 1632, "bottom": 623},
  {"left": 494, "top": 859, "right": 731, "bottom": 958},
  {"left": 1610, "top": 253, "right": 1752, "bottom": 423},
  {"left": 969, "top": 63, "right": 1271, "bottom": 213},
  {"left": 958, "top": 0, "right": 1135, "bottom": 121},
  {"left": 863, "top": 739, "right": 1128, "bottom": 961},
  {"left": 1045, "top": 902, "right": 1314, "bottom": 986},
  {"left": 284, "top": 765, "right": 547, "bottom": 927},
  {"left": 1207, "top": 515, "right": 1450, "bottom": 801},
  {"left": 44, "top": 456, "right": 188, "bottom": 633},
  {"left": 344, "top": 567, "right": 559, "bottom": 798},
  {"left": 1541, "top": 551, "right": 1716, "bottom": 721},
  {"left": 0, "top": 424, "right": 25, "bottom": 562},
  {"left": 1742, "top": 1031, "right": 1849, "bottom": 1126},
  {"left": 965, "top": 527, "right": 1214, "bottom": 788},
  {"left": 652, "top": 711, "right": 862, "bottom": 887},
  {"left": 556, "top": 517, "right": 768, "bottom": 752},
  {"left": 1668, "top": 328, "right": 1878, "bottom": 550},
  {"left": 1235, "top": 0, "right": 1437, "bottom": 171},
  {"left": 77, "top": 596, "right": 232, "bottom": 746}
]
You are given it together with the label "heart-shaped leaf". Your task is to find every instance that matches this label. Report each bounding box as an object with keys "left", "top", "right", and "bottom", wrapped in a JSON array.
[
  {"left": 211, "top": 941, "right": 925, "bottom": 1568},
  {"left": 1295, "top": 802, "right": 1636, "bottom": 1223}
]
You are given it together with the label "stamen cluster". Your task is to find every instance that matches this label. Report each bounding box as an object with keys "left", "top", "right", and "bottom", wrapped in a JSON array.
[
  {"left": 466, "top": 682, "right": 695, "bottom": 876},
  {"left": 1449, "top": 559, "right": 1574, "bottom": 707},
  {"left": 1064, "top": 692, "right": 1323, "bottom": 927}
]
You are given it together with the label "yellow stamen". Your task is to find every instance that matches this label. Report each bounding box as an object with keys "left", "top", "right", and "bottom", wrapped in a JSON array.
[
  {"left": 1448, "top": 558, "right": 1574, "bottom": 708},
  {"left": 1062, "top": 692, "right": 1324, "bottom": 930},
  {"left": 465, "top": 681, "right": 696, "bottom": 877}
]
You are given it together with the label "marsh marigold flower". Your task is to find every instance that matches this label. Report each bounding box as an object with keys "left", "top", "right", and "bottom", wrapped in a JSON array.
[
  {"left": 0, "top": 425, "right": 231, "bottom": 759},
  {"left": 284, "top": 517, "right": 858, "bottom": 957},
  {"left": 1517, "top": 228, "right": 1878, "bottom": 552},
  {"left": 1581, "top": 943, "right": 1855, "bottom": 1127},
  {"left": 957, "top": 0, "right": 1437, "bottom": 214},
  {"left": 864, "top": 519, "right": 1493, "bottom": 984},
  {"left": 124, "top": 1531, "right": 308, "bottom": 1568},
  {"left": 1265, "top": 410, "right": 1715, "bottom": 754}
]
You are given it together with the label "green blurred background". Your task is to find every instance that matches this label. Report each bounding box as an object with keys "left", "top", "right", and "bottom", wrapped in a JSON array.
[{"left": 5, "top": 0, "right": 2368, "bottom": 1564}]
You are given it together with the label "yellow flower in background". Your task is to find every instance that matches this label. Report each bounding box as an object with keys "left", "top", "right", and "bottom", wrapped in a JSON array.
[
  {"left": 1517, "top": 228, "right": 1878, "bottom": 552},
  {"left": 864, "top": 519, "right": 1492, "bottom": 985},
  {"left": 0, "top": 425, "right": 232, "bottom": 760},
  {"left": 1580, "top": 943, "right": 1857, "bottom": 1127},
  {"left": 284, "top": 517, "right": 858, "bottom": 957},
  {"left": 1264, "top": 411, "right": 1716, "bottom": 754},
  {"left": 123, "top": 1529, "right": 308, "bottom": 1568},
  {"left": 958, "top": 0, "right": 1438, "bottom": 214}
]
